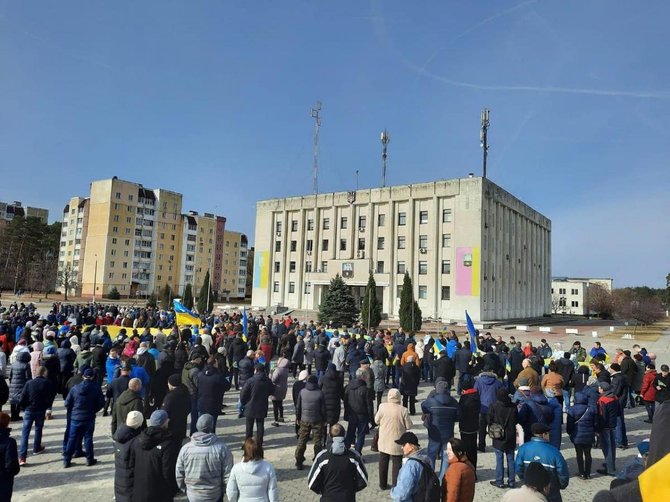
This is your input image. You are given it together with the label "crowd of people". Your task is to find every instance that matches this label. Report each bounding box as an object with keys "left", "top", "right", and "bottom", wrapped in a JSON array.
[{"left": 0, "top": 300, "right": 669, "bottom": 502}]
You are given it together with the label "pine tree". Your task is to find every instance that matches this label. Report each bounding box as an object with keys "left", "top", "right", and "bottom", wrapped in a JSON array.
[
  {"left": 318, "top": 274, "right": 359, "bottom": 328},
  {"left": 197, "top": 271, "right": 214, "bottom": 314},
  {"left": 160, "top": 284, "right": 173, "bottom": 309},
  {"left": 107, "top": 286, "right": 121, "bottom": 300},
  {"left": 360, "top": 272, "right": 382, "bottom": 329},
  {"left": 182, "top": 283, "right": 194, "bottom": 310},
  {"left": 398, "top": 272, "right": 422, "bottom": 332}
]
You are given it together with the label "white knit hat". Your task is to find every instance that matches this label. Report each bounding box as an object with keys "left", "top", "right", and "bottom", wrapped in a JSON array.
[{"left": 126, "top": 410, "right": 144, "bottom": 429}]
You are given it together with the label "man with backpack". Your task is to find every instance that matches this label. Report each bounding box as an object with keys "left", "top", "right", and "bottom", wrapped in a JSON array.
[{"left": 390, "top": 432, "right": 440, "bottom": 502}]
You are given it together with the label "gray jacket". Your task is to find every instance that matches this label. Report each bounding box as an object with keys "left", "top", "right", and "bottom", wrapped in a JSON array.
[
  {"left": 176, "top": 432, "right": 234, "bottom": 502},
  {"left": 226, "top": 460, "right": 279, "bottom": 502},
  {"left": 297, "top": 381, "right": 326, "bottom": 423},
  {"left": 371, "top": 360, "right": 386, "bottom": 393}
]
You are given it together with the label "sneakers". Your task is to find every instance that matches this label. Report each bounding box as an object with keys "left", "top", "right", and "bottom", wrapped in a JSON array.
[
  {"left": 102, "top": 411, "right": 109, "bottom": 417},
  {"left": 489, "top": 481, "right": 505, "bottom": 489},
  {"left": 19, "top": 458, "right": 26, "bottom": 466},
  {"left": 33, "top": 446, "right": 46, "bottom": 455}
]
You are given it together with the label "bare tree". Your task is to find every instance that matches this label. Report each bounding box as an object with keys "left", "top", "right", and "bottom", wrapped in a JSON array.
[
  {"left": 56, "top": 263, "right": 79, "bottom": 301},
  {"left": 586, "top": 283, "right": 615, "bottom": 318}
]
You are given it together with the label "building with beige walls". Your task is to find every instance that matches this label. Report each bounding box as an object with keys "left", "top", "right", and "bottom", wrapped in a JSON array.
[
  {"left": 58, "top": 197, "right": 90, "bottom": 296},
  {"left": 251, "top": 176, "right": 551, "bottom": 322},
  {"left": 220, "top": 230, "right": 249, "bottom": 300},
  {"left": 0, "top": 200, "right": 49, "bottom": 228}
]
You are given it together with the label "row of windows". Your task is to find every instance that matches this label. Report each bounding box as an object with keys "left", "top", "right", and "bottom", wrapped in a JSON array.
[
  {"left": 275, "top": 233, "right": 452, "bottom": 253},
  {"left": 271, "top": 281, "right": 451, "bottom": 301},
  {"left": 273, "top": 259, "right": 451, "bottom": 275},
  {"left": 557, "top": 298, "right": 580, "bottom": 307},
  {"left": 552, "top": 288, "right": 580, "bottom": 295}
]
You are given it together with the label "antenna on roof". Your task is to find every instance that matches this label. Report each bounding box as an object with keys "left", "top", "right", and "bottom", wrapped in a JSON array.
[{"left": 311, "top": 101, "right": 322, "bottom": 195}]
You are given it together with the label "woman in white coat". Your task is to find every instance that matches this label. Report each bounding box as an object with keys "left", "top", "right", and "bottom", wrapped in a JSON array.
[{"left": 227, "top": 437, "right": 279, "bottom": 502}]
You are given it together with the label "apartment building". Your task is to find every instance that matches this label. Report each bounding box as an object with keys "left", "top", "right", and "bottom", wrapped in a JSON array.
[
  {"left": 551, "top": 277, "right": 614, "bottom": 315},
  {"left": 220, "top": 230, "right": 249, "bottom": 300},
  {"left": 59, "top": 197, "right": 90, "bottom": 296},
  {"left": 252, "top": 176, "right": 551, "bottom": 322},
  {"left": 0, "top": 200, "right": 49, "bottom": 227}
]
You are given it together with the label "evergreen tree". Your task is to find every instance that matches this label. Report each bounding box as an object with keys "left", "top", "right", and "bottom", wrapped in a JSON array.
[
  {"left": 146, "top": 293, "right": 158, "bottom": 308},
  {"left": 197, "top": 271, "right": 214, "bottom": 314},
  {"left": 318, "top": 274, "right": 359, "bottom": 328},
  {"left": 182, "top": 283, "right": 194, "bottom": 310},
  {"left": 360, "top": 272, "right": 382, "bottom": 329},
  {"left": 398, "top": 272, "right": 422, "bottom": 332},
  {"left": 160, "top": 284, "right": 173, "bottom": 309},
  {"left": 107, "top": 286, "right": 121, "bottom": 300}
]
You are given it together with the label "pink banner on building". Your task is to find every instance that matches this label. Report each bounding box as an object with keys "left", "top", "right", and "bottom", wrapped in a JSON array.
[{"left": 456, "top": 247, "right": 472, "bottom": 296}]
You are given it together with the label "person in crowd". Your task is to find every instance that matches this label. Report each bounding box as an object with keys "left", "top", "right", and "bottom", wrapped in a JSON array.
[
  {"left": 375, "top": 388, "right": 412, "bottom": 490},
  {"left": 619, "top": 350, "right": 638, "bottom": 408},
  {"left": 640, "top": 363, "right": 657, "bottom": 423},
  {"left": 566, "top": 392, "right": 596, "bottom": 479},
  {"left": 41, "top": 345, "right": 60, "bottom": 420},
  {"left": 442, "top": 437, "right": 476, "bottom": 502},
  {"left": 344, "top": 368, "right": 374, "bottom": 454},
  {"left": 390, "top": 431, "right": 436, "bottom": 502},
  {"left": 399, "top": 356, "right": 420, "bottom": 415},
  {"left": 556, "top": 352, "right": 575, "bottom": 412},
  {"left": 197, "top": 357, "right": 230, "bottom": 432},
  {"left": 112, "top": 410, "right": 144, "bottom": 502},
  {"left": 320, "top": 363, "right": 344, "bottom": 434},
  {"left": 307, "top": 422, "right": 368, "bottom": 501},
  {"left": 609, "top": 363, "right": 629, "bottom": 449},
  {"left": 370, "top": 354, "right": 386, "bottom": 409},
  {"left": 292, "top": 369, "right": 309, "bottom": 437},
  {"left": 132, "top": 409, "right": 180, "bottom": 502},
  {"left": 111, "top": 378, "right": 144, "bottom": 435},
  {"left": 63, "top": 367, "right": 105, "bottom": 468},
  {"left": 542, "top": 361, "right": 565, "bottom": 411},
  {"left": 8, "top": 351, "right": 31, "bottom": 421},
  {"left": 515, "top": 423, "right": 569, "bottom": 502},
  {"left": 227, "top": 437, "right": 279, "bottom": 502},
  {"left": 513, "top": 359, "right": 539, "bottom": 389},
  {"left": 421, "top": 379, "right": 459, "bottom": 480},
  {"left": 458, "top": 379, "right": 480, "bottom": 468},
  {"left": 270, "top": 349, "right": 290, "bottom": 427},
  {"left": 18, "top": 366, "right": 53, "bottom": 465},
  {"left": 240, "top": 364, "right": 276, "bottom": 448},
  {"left": 295, "top": 375, "right": 326, "bottom": 470},
  {"left": 182, "top": 352, "right": 204, "bottom": 435},
  {"left": 653, "top": 363, "right": 670, "bottom": 404},
  {"left": 176, "top": 413, "right": 234, "bottom": 502},
  {"left": 0, "top": 412, "right": 20, "bottom": 502},
  {"left": 590, "top": 342, "right": 607, "bottom": 360},
  {"left": 474, "top": 365, "right": 505, "bottom": 452},
  {"left": 162, "top": 373, "right": 192, "bottom": 442},
  {"left": 501, "top": 462, "right": 551, "bottom": 502},
  {"left": 596, "top": 381, "right": 619, "bottom": 476},
  {"left": 488, "top": 388, "right": 518, "bottom": 489}
]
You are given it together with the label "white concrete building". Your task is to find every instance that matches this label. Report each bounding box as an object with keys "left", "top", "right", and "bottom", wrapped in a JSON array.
[
  {"left": 551, "top": 277, "right": 613, "bottom": 315},
  {"left": 252, "top": 176, "right": 551, "bottom": 322}
]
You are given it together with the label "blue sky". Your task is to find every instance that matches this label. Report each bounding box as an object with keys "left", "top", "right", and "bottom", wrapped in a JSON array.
[{"left": 1, "top": 1, "right": 668, "bottom": 287}]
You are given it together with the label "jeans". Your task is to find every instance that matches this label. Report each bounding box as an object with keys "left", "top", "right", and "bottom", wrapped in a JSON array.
[
  {"left": 494, "top": 448, "right": 515, "bottom": 486},
  {"left": 345, "top": 415, "right": 368, "bottom": 454},
  {"left": 245, "top": 417, "right": 265, "bottom": 447},
  {"left": 562, "top": 389, "right": 571, "bottom": 412},
  {"left": 627, "top": 387, "right": 636, "bottom": 408},
  {"left": 20, "top": 409, "right": 45, "bottom": 459},
  {"left": 64, "top": 419, "right": 95, "bottom": 463},
  {"left": 600, "top": 428, "right": 616, "bottom": 474},
  {"left": 574, "top": 444, "right": 592, "bottom": 476},
  {"left": 615, "top": 413, "right": 628, "bottom": 447},
  {"left": 427, "top": 439, "right": 450, "bottom": 482},
  {"left": 379, "top": 452, "right": 402, "bottom": 488},
  {"left": 421, "top": 359, "right": 432, "bottom": 381},
  {"left": 644, "top": 400, "right": 655, "bottom": 421}
]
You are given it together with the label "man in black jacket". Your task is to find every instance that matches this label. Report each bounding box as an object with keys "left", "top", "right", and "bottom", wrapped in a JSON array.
[
  {"left": 454, "top": 342, "right": 473, "bottom": 394},
  {"left": 619, "top": 350, "right": 638, "bottom": 408},
  {"left": 343, "top": 369, "right": 373, "bottom": 454},
  {"left": 162, "top": 373, "right": 191, "bottom": 442},
  {"left": 609, "top": 363, "right": 628, "bottom": 449},
  {"left": 19, "top": 366, "right": 54, "bottom": 464},
  {"left": 112, "top": 410, "right": 143, "bottom": 502},
  {"left": 556, "top": 352, "right": 575, "bottom": 412},
  {"left": 295, "top": 375, "right": 326, "bottom": 469},
  {"left": 307, "top": 423, "right": 368, "bottom": 502},
  {"left": 431, "top": 350, "right": 455, "bottom": 385},
  {"left": 240, "top": 364, "right": 276, "bottom": 448}
]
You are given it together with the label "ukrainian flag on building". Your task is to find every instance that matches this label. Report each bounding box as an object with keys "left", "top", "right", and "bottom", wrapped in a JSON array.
[{"left": 173, "top": 299, "right": 202, "bottom": 328}]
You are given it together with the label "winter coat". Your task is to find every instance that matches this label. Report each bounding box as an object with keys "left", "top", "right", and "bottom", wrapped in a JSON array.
[
  {"left": 291, "top": 341, "right": 305, "bottom": 365},
  {"left": 653, "top": 372, "right": 670, "bottom": 403},
  {"left": 596, "top": 394, "right": 619, "bottom": 430},
  {"left": 474, "top": 372, "right": 505, "bottom": 413},
  {"left": 112, "top": 389, "right": 144, "bottom": 434},
  {"left": 296, "top": 381, "right": 326, "bottom": 423},
  {"left": 546, "top": 397, "right": 563, "bottom": 449},
  {"left": 620, "top": 357, "right": 638, "bottom": 387},
  {"left": 371, "top": 360, "right": 386, "bottom": 393},
  {"left": 132, "top": 426, "right": 180, "bottom": 502},
  {"left": 162, "top": 384, "right": 192, "bottom": 441},
  {"left": 109, "top": 375, "right": 131, "bottom": 401},
  {"left": 399, "top": 344, "right": 418, "bottom": 366},
  {"left": 399, "top": 362, "right": 420, "bottom": 397},
  {"left": 230, "top": 337, "right": 248, "bottom": 362},
  {"left": 516, "top": 438, "right": 569, "bottom": 502},
  {"left": 458, "top": 389, "right": 481, "bottom": 434},
  {"left": 432, "top": 354, "right": 455, "bottom": 382},
  {"left": 197, "top": 366, "right": 230, "bottom": 416},
  {"left": 0, "top": 429, "right": 20, "bottom": 502},
  {"left": 238, "top": 357, "right": 254, "bottom": 388},
  {"left": 57, "top": 346, "right": 76, "bottom": 375},
  {"left": 240, "top": 372, "right": 275, "bottom": 419},
  {"left": 20, "top": 376, "right": 55, "bottom": 413},
  {"left": 513, "top": 367, "right": 539, "bottom": 389},
  {"left": 65, "top": 379, "right": 105, "bottom": 422},
  {"left": 113, "top": 425, "right": 142, "bottom": 502},
  {"left": 454, "top": 348, "right": 472, "bottom": 373},
  {"left": 556, "top": 357, "right": 574, "bottom": 387},
  {"left": 541, "top": 372, "right": 564, "bottom": 396},
  {"left": 375, "top": 389, "right": 413, "bottom": 456},
  {"left": 443, "top": 456, "right": 476, "bottom": 502},
  {"left": 42, "top": 356, "right": 61, "bottom": 390},
  {"left": 566, "top": 393, "right": 596, "bottom": 445},
  {"left": 175, "top": 432, "right": 234, "bottom": 502},
  {"left": 390, "top": 448, "right": 433, "bottom": 502},
  {"left": 304, "top": 337, "right": 315, "bottom": 365},
  {"left": 0, "top": 376, "right": 8, "bottom": 408},
  {"left": 571, "top": 366, "right": 590, "bottom": 394},
  {"left": 320, "top": 368, "right": 343, "bottom": 424},
  {"left": 611, "top": 372, "right": 628, "bottom": 409},
  {"left": 29, "top": 343, "right": 43, "bottom": 378},
  {"left": 181, "top": 361, "right": 201, "bottom": 396},
  {"left": 421, "top": 390, "right": 459, "bottom": 443},
  {"left": 307, "top": 437, "right": 368, "bottom": 502},
  {"left": 640, "top": 370, "right": 657, "bottom": 402},
  {"left": 226, "top": 459, "right": 279, "bottom": 502},
  {"left": 270, "top": 358, "right": 289, "bottom": 401},
  {"left": 487, "top": 397, "right": 518, "bottom": 451},
  {"left": 344, "top": 378, "right": 373, "bottom": 422},
  {"left": 8, "top": 351, "right": 31, "bottom": 404},
  {"left": 106, "top": 356, "right": 122, "bottom": 385},
  {"left": 314, "top": 345, "right": 331, "bottom": 371},
  {"left": 500, "top": 485, "right": 549, "bottom": 502}
]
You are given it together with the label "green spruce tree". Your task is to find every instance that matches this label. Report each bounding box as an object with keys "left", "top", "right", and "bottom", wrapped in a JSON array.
[
  {"left": 182, "top": 283, "right": 194, "bottom": 310},
  {"left": 318, "top": 274, "right": 359, "bottom": 328},
  {"left": 160, "top": 284, "right": 173, "bottom": 309},
  {"left": 398, "top": 272, "right": 422, "bottom": 332},
  {"left": 197, "top": 271, "right": 214, "bottom": 314},
  {"left": 360, "top": 272, "right": 382, "bottom": 329},
  {"left": 107, "top": 286, "right": 121, "bottom": 300}
]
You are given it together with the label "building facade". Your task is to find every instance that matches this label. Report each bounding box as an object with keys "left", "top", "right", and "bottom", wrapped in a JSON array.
[
  {"left": 220, "top": 230, "right": 249, "bottom": 301},
  {"left": 252, "top": 176, "right": 551, "bottom": 322},
  {"left": 59, "top": 197, "right": 90, "bottom": 296},
  {"left": 0, "top": 200, "right": 49, "bottom": 227},
  {"left": 551, "top": 277, "right": 613, "bottom": 316}
]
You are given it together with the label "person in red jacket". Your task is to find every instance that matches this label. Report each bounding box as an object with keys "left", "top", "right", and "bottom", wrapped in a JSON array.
[{"left": 640, "top": 363, "right": 657, "bottom": 423}]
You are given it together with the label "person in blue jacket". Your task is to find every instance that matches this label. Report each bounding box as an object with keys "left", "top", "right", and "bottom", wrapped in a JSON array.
[
  {"left": 473, "top": 366, "right": 505, "bottom": 452},
  {"left": 545, "top": 390, "right": 563, "bottom": 449},
  {"left": 390, "top": 432, "right": 434, "bottom": 502},
  {"left": 516, "top": 422, "right": 569, "bottom": 502},
  {"left": 420, "top": 379, "right": 459, "bottom": 481},
  {"left": 590, "top": 342, "right": 607, "bottom": 360},
  {"left": 566, "top": 392, "right": 596, "bottom": 479}
]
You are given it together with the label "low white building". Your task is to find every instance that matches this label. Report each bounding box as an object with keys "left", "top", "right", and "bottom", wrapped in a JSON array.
[
  {"left": 251, "top": 176, "right": 551, "bottom": 322},
  {"left": 551, "top": 277, "right": 613, "bottom": 315}
]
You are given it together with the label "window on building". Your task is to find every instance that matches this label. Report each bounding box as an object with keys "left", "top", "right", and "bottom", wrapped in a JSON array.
[
  {"left": 378, "top": 214, "right": 385, "bottom": 226},
  {"left": 111, "top": 249, "right": 116, "bottom": 256},
  {"left": 110, "top": 261, "right": 115, "bottom": 268},
  {"left": 397, "top": 261, "right": 406, "bottom": 274},
  {"left": 441, "top": 260, "right": 451, "bottom": 274},
  {"left": 340, "top": 217, "right": 348, "bottom": 229},
  {"left": 322, "top": 239, "right": 329, "bottom": 251},
  {"left": 273, "top": 281, "right": 279, "bottom": 292},
  {"left": 305, "top": 261, "right": 312, "bottom": 272},
  {"left": 113, "top": 215, "right": 119, "bottom": 222},
  {"left": 275, "top": 221, "right": 282, "bottom": 233},
  {"left": 442, "top": 233, "right": 451, "bottom": 248},
  {"left": 419, "top": 211, "right": 428, "bottom": 224},
  {"left": 442, "top": 208, "right": 452, "bottom": 223},
  {"left": 115, "top": 192, "right": 121, "bottom": 199},
  {"left": 321, "top": 261, "right": 328, "bottom": 273},
  {"left": 290, "top": 241, "right": 297, "bottom": 252},
  {"left": 307, "top": 219, "right": 314, "bottom": 231},
  {"left": 274, "top": 262, "right": 280, "bottom": 272},
  {"left": 559, "top": 288, "right": 566, "bottom": 295},
  {"left": 418, "top": 286, "right": 427, "bottom": 299},
  {"left": 358, "top": 238, "right": 365, "bottom": 251},
  {"left": 376, "top": 261, "right": 385, "bottom": 273},
  {"left": 396, "top": 236, "right": 405, "bottom": 250},
  {"left": 571, "top": 288, "right": 578, "bottom": 295},
  {"left": 358, "top": 216, "right": 366, "bottom": 229},
  {"left": 419, "top": 235, "right": 428, "bottom": 249},
  {"left": 112, "top": 226, "right": 118, "bottom": 233},
  {"left": 288, "top": 282, "right": 295, "bottom": 294},
  {"left": 396, "top": 285, "right": 403, "bottom": 297},
  {"left": 289, "top": 220, "right": 297, "bottom": 232},
  {"left": 551, "top": 288, "right": 554, "bottom": 294},
  {"left": 377, "top": 237, "right": 385, "bottom": 250},
  {"left": 112, "top": 238, "right": 117, "bottom": 244},
  {"left": 572, "top": 301, "right": 579, "bottom": 307},
  {"left": 108, "top": 272, "right": 114, "bottom": 279},
  {"left": 559, "top": 297, "right": 566, "bottom": 307},
  {"left": 419, "top": 261, "right": 428, "bottom": 275},
  {"left": 304, "top": 282, "right": 311, "bottom": 294},
  {"left": 289, "top": 261, "right": 296, "bottom": 272},
  {"left": 398, "top": 212, "right": 406, "bottom": 225},
  {"left": 323, "top": 218, "right": 330, "bottom": 230},
  {"left": 306, "top": 239, "right": 313, "bottom": 252},
  {"left": 275, "top": 241, "right": 281, "bottom": 252},
  {"left": 441, "top": 286, "right": 451, "bottom": 301},
  {"left": 340, "top": 239, "right": 347, "bottom": 251}
]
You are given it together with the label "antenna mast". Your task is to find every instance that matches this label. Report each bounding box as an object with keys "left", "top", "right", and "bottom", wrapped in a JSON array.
[
  {"left": 381, "top": 129, "right": 390, "bottom": 187},
  {"left": 480, "top": 108, "right": 490, "bottom": 178},
  {"left": 311, "top": 101, "right": 322, "bottom": 194}
]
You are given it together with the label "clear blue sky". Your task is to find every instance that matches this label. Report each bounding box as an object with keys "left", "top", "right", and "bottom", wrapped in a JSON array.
[{"left": 1, "top": 1, "right": 668, "bottom": 287}]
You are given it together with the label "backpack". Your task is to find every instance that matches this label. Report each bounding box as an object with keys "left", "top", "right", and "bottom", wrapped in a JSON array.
[
  {"left": 408, "top": 458, "right": 441, "bottom": 502},
  {"left": 488, "top": 406, "right": 512, "bottom": 440}
]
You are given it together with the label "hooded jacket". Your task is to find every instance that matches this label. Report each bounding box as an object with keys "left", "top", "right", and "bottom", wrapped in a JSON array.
[
  {"left": 474, "top": 372, "right": 505, "bottom": 413},
  {"left": 270, "top": 358, "right": 289, "bottom": 401},
  {"left": 399, "top": 361, "right": 420, "bottom": 397},
  {"left": 237, "top": 357, "right": 254, "bottom": 388},
  {"left": 421, "top": 386, "right": 459, "bottom": 442},
  {"left": 113, "top": 424, "right": 142, "bottom": 502},
  {"left": 596, "top": 393, "right": 620, "bottom": 430},
  {"left": 176, "top": 432, "right": 234, "bottom": 502},
  {"left": 307, "top": 436, "right": 368, "bottom": 502},
  {"left": 57, "top": 344, "right": 76, "bottom": 375},
  {"left": 571, "top": 365, "right": 590, "bottom": 394},
  {"left": 344, "top": 378, "right": 373, "bottom": 421},
  {"left": 226, "top": 459, "right": 279, "bottom": 502},
  {"left": 566, "top": 392, "right": 596, "bottom": 445},
  {"left": 181, "top": 361, "right": 201, "bottom": 396},
  {"left": 296, "top": 381, "right": 326, "bottom": 423},
  {"left": 20, "top": 376, "right": 54, "bottom": 413},
  {"left": 64, "top": 378, "right": 105, "bottom": 422},
  {"left": 390, "top": 448, "right": 433, "bottom": 502},
  {"left": 458, "top": 389, "right": 481, "bottom": 434},
  {"left": 640, "top": 370, "right": 657, "bottom": 402},
  {"left": 8, "top": 351, "right": 32, "bottom": 404},
  {"left": 112, "top": 389, "right": 144, "bottom": 434},
  {"left": 320, "top": 368, "right": 343, "bottom": 424},
  {"left": 132, "top": 426, "right": 179, "bottom": 502},
  {"left": 162, "top": 384, "right": 192, "bottom": 441},
  {"left": 375, "top": 389, "right": 412, "bottom": 456}
]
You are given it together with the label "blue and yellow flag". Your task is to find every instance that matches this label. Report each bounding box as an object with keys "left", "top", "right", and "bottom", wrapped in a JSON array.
[{"left": 173, "top": 299, "right": 201, "bottom": 328}]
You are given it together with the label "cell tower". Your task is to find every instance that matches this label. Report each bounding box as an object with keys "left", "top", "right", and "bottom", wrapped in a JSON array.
[
  {"left": 381, "top": 129, "right": 390, "bottom": 187},
  {"left": 480, "top": 108, "right": 490, "bottom": 178},
  {"left": 311, "top": 101, "right": 322, "bottom": 194}
]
